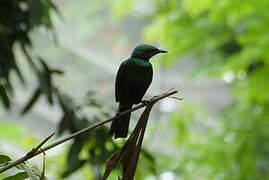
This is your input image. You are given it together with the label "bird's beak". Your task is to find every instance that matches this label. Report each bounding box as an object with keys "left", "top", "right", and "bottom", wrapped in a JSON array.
[{"left": 158, "top": 49, "right": 168, "bottom": 53}]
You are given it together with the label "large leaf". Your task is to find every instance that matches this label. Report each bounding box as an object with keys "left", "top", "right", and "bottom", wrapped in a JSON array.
[
  {"left": 3, "top": 172, "right": 29, "bottom": 180},
  {"left": 61, "top": 141, "right": 87, "bottom": 178},
  {"left": 103, "top": 104, "right": 153, "bottom": 180},
  {"left": 0, "top": 154, "right": 11, "bottom": 165},
  {"left": 21, "top": 88, "right": 41, "bottom": 114},
  {"left": 39, "top": 59, "right": 53, "bottom": 105}
]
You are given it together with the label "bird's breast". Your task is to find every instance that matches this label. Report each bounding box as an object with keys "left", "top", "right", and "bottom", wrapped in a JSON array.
[{"left": 125, "top": 61, "right": 152, "bottom": 83}]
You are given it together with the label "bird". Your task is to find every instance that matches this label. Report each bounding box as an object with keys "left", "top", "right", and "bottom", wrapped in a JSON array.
[{"left": 109, "top": 44, "right": 167, "bottom": 138}]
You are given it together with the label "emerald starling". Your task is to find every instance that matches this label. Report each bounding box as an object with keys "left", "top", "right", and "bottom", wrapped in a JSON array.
[{"left": 109, "top": 44, "right": 167, "bottom": 138}]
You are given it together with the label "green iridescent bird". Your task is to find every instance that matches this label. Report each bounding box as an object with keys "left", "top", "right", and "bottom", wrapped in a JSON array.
[{"left": 109, "top": 44, "right": 167, "bottom": 138}]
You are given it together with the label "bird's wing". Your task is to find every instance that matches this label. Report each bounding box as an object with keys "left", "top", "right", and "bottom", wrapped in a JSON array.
[
  {"left": 115, "top": 60, "right": 127, "bottom": 102},
  {"left": 141, "top": 64, "right": 153, "bottom": 97},
  {"left": 147, "top": 65, "right": 153, "bottom": 88}
]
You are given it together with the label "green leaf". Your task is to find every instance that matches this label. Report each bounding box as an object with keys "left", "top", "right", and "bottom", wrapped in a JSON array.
[
  {"left": 19, "top": 163, "right": 40, "bottom": 180},
  {"left": 0, "top": 83, "right": 10, "bottom": 109},
  {"left": 28, "top": 1, "right": 43, "bottom": 26},
  {"left": 0, "top": 120, "right": 23, "bottom": 142},
  {"left": 58, "top": 94, "right": 74, "bottom": 114},
  {"left": 62, "top": 159, "right": 86, "bottom": 178},
  {"left": 140, "top": 149, "right": 156, "bottom": 174},
  {"left": 39, "top": 59, "right": 53, "bottom": 104},
  {"left": 3, "top": 172, "right": 29, "bottom": 180},
  {"left": 61, "top": 140, "right": 87, "bottom": 178},
  {"left": 0, "top": 154, "right": 11, "bottom": 165},
  {"left": 21, "top": 88, "right": 41, "bottom": 114},
  {"left": 42, "top": 2, "right": 53, "bottom": 28}
]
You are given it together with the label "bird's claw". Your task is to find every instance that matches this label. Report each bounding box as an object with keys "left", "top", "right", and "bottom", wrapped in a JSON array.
[{"left": 116, "top": 112, "right": 122, "bottom": 118}]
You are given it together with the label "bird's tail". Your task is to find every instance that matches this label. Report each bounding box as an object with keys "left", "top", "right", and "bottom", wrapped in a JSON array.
[{"left": 109, "top": 103, "right": 133, "bottom": 138}]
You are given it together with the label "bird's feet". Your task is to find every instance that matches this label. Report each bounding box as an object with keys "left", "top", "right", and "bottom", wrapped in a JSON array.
[{"left": 115, "top": 112, "right": 122, "bottom": 118}]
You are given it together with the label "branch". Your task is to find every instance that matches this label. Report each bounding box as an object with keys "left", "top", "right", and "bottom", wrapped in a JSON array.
[
  {"left": 0, "top": 89, "right": 178, "bottom": 173},
  {"left": 26, "top": 132, "right": 55, "bottom": 157}
]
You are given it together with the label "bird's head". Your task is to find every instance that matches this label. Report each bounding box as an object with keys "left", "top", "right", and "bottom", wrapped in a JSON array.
[{"left": 131, "top": 44, "right": 167, "bottom": 60}]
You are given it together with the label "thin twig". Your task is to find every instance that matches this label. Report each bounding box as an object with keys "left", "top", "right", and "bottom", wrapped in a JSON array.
[
  {"left": 169, "top": 96, "right": 183, "bottom": 100},
  {"left": 26, "top": 132, "right": 55, "bottom": 156},
  {"left": 0, "top": 90, "right": 177, "bottom": 173}
]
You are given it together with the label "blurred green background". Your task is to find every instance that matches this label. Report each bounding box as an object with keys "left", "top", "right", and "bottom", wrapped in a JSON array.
[{"left": 1, "top": 0, "right": 269, "bottom": 179}]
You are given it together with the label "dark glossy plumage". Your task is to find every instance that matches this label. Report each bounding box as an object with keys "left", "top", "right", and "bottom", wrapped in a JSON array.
[
  {"left": 109, "top": 44, "right": 167, "bottom": 138},
  {"left": 115, "top": 58, "right": 153, "bottom": 104}
]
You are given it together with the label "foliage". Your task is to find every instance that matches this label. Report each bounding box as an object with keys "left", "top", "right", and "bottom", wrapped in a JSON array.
[
  {"left": 0, "top": 1, "right": 158, "bottom": 179},
  {"left": 112, "top": 0, "right": 269, "bottom": 179},
  {"left": 0, "top": 155, "right": 11, "bottom": 165},
  {"left": 4, "top": 0, "right": 269, "bottom": 179},
  {"left": 104, "top": 102, "right": 154, "bottom": 180},
  {"left": 169, "top": 102, "right": 269, "bottom": 179},
  {"left": 57, "top": 92, "right": 157, "bottom": 179},
  {"left": 57, "top": 93, "right": 118, "bottom": 179},
  {"left": 0, "top": 0, "right": 57, "bottom": 109},
  {"left": 2, "top": 172, "right": 29, "bottom": 180}
]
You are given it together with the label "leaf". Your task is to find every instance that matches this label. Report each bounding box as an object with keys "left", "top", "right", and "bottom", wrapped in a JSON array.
[
  {"left": 2, "top": 172, "right": 29, "bottom": 180},
  {"left": 39, "top": 59, "right": 53, "bottom": 104},
  {"left": 19, "top": 163, "right": 40, "bottom": 180},
  {"left": 120, "top": 142, "right": 140, "bottom": 180},
  {"left": 41, "top": 1, "right": 53, "bottom": 28},
  {"left": 57, "top": 114, "right": 72, "bottom": 135},
  {"left": 28, "top": 0, "right": 43, "bottom": 26},
  {"left": 62, "top": 159, "right": 85, "bottom": 178},
  {"left": 0, "top": 83, "right": 10, "bottom": 109},
  {"left": 103, "top": 104, "right": 153, "bottom": 180},
  {"left": 48, "top": 0, "right": 62, "bottom": 17},
  {"left": 140, "top": 149, "right": 157, "bottom": 174},
  {"left": 21, "top": 88, "right": 41, "bottom": 114},
  {"left": 57, "top": 94, "right": 77, "bottom": 135},
  {"left": 0, "top": 154, "right": 11, "bottom": 165},
  {"left": 61, "top": 141, "right": 87, "bottom": 178},
  {"left": 0, "top": 120, "right": 23, "bottom": 142},
  {"left": 58, "top": 94, "right": 74, "bottom": 114}
]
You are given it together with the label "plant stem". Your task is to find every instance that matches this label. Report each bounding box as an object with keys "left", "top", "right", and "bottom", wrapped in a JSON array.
[{"left": 0, "top": 90, "right": 177, "bottom": 173}]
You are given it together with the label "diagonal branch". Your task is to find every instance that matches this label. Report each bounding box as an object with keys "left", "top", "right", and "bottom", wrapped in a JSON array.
[
  {"left": 26, "top": 132, "right": 55, "bottom": 157},
  {"left": 0, "top": 89, "right": 177, "bottom": 173}
]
